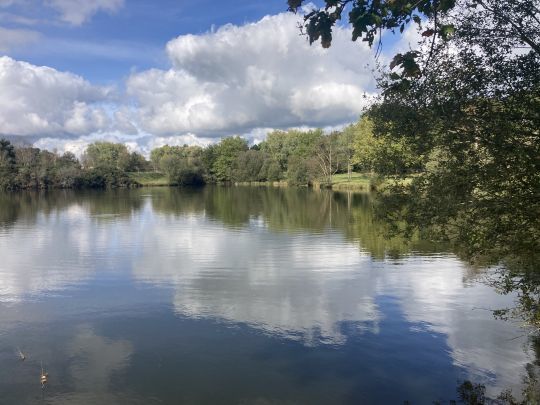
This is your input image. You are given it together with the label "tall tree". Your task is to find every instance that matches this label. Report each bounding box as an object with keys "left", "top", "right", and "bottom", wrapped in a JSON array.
[
  {"left": 0, "top": 139, "right": 16, "bottom": 190},
  {"left": 82, "top": 142, "right": 132, "bottom": 171},
  {"left": 213, "top": 136, "right": 248, "bottom": 182},
  {"left": 313, "top": 132, "right": 344, "bottom": 184}
]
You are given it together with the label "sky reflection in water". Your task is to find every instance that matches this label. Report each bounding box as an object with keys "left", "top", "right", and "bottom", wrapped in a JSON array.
[{"left": 0, "top": 187, "right": 534, "bottom": 404}]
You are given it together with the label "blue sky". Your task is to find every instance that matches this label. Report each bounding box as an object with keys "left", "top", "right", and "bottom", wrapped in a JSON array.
[
  {"left": 0, "top": 1, "right": 414, "bottom": 155},
  {"left": 2, "top": 0, "right": 287, "bottom": 83}
]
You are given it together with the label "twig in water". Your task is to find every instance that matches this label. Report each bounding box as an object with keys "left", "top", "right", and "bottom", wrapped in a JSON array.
[{"left": 40, "top": 361, "right": 48, "bottom": 389}]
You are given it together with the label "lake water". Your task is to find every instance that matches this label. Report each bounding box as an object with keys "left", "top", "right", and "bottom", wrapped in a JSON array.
[{"left": 0, "top": 187, "right": 535, "bottom": 404}]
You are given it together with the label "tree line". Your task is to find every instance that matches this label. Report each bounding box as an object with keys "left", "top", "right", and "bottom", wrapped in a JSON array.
[{"left": 0, "top": 116, "right": 424, "bottom": 190}]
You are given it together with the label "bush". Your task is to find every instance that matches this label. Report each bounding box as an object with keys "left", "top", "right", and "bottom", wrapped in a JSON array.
[{"left": 82, "top": 166, "right": 136, "bottom": 188}]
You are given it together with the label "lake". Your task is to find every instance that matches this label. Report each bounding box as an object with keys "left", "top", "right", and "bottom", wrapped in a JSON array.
[{"left": 0, "top": 186, "right": 535, "bottom": 404}]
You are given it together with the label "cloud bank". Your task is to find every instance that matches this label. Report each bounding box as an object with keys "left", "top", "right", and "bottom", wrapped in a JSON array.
[
  {"left": 128, "top": 12, "right": 376, "bottom": 137},
  {"left": 0, "top": 11, "right": 380, "bottom": 153},
  {"left": 0, "top": 56, "right": 112, "bottom": 136}
]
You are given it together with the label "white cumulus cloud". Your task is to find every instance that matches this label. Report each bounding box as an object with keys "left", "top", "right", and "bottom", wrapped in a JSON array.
[
  {"left": 2, "top": 11, "right": 383, "bottom": 151},
  {"left": 0, "top": 56, "right": 114, "bottom": 136},
  {"left": 127, "top": 12, "right": 377, "bottom": 138}
]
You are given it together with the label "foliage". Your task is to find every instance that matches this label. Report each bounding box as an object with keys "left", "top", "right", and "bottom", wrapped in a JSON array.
[
  {"left": 286, "top": 155, "right": 311, "bottom": 185},
  {"left": 288, "top": 0, "right": 458, "bottom": 76},
  {"left": 160, "top": 153, "right": 205, "bottom": 186},
  {"left": 81, "top": 142, "right": 148, "bottom": 172},
  {"left": 82, "top": 142, "right": 130, "bottom": 170},
  {"left": 1, "top": 125, "right": 422, "bottom": 190},
  {"left": 311, "top": 131, "right": 345, "bottom": 184},
  {"left": 151, "top": 144, "right": 205, "bottom": 186},
  {"left": 0, "top": 138, "right": 16, "bottom": 190},
  {"left": 260, "top": 129, "right": 322, "bottom": 173},
  {"left": 232, "top": 150, "right": 267, "bottom": 182},
  {"left": 212, "top": 136, "right": 248, "bottom": 182},
  {"left": 350, "top": 117, "right": 422, "bottom": 175},
  {"left": 289, "top": 0, "right": 540, "bottom": 254},
  {"left": 289, "top": 0, "right": 540, "bottom": 334},
  {"left": 82, "top": 166, "right": 135, "bottom": 188}
]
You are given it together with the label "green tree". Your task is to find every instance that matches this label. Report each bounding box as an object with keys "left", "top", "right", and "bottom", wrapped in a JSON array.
[
  {"left": 160, "top": 154, "right": 204, "bottom": 186},
  {"left": 82, "top": 142, "right": 132, "bottom": 171},
  {"left": 127, "top": 152, "right": 149, "bottom": 172},
  {"left": 286, "top": 155, "right": 311, "bottom": 185},
  {"left": 232, "top": 150, "right": 267, "bottom": 182},
  {"left": 0, "top": 139, "right": 16, "bottom": 190},
  {"left": 290, "top": 0, "right": 540, "bottom": 258},
  {"left": 212, "top": 136, "right": 248, "bottom": 182},
  {"left": 351, "top": 117, "right": 422, "bottom": 175},
  {"left": 290, "top": 0, "right": 540, "bottom": 331},
  {"left": 312, "top": 132, "right": 344, "bottom": 184},
  {"left": 15, "top": 146, "right": 41, "bottom": 188},
  {"left": 55, "top": 152, "right": 83, "bottom": 189},
  {"left": 152, "top": 145, "right": 206, "bottom": 186},
  {"left": 338, "top": 125, "right": 357, "bottom": 181},
  {"left": 260, "top": 129, "right": 322, "bottom": 174}
]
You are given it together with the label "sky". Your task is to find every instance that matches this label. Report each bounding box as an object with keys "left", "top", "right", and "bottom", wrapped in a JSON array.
[{"left": 0, "top": 0, "right": 416, "bottom": 156}]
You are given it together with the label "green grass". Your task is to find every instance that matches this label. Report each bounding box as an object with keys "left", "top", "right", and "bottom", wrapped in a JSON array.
[
  {"left": 128, "top": 171, "right": 171, "bottom": 186},
  {"left": 327, "top": 172, "right": 373, "bottom": 191},
  {"left": 127, "top": 171, "right": 413, "bottom": 190},
  {"left": 318, "top": 172, "right": 414, "bottom": 191}
]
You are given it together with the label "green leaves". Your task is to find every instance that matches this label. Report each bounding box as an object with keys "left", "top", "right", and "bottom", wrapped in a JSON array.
[
  {"left": 287, "top": 0, "right": 303, "bottom": 12},
  {"left": 292, "top": 0, "right": 458, "bottom": 51},
  {"left": 389, "top": 51, "right": 422, "bottom": 77},
  {"left": 305, "top": 10, "right": 335, "bottom": 48}
]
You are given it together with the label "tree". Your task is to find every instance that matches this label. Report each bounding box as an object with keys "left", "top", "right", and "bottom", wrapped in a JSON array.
[
  {"left": 287, "top": 155, "right": 311, "bottom": 185},
  {"left": 127, "top": 152, "right": 149, "bottom": 172},
  {"left": 313, "top": 132, "right": 344, "bottom": 184},
  {"left": 290, "top": 0, "right": 540, "bottom": 331},
  {"left": 350, "top": 116, "right": 422, "bottom": 175},
  {"left": 0, "top": 139, "right": 16, "bottom": 190},
  {"left": 288, "top": 1, "right": 539, "bottom": 78},
  {"left": 232, "top": 150, "right": 267, "bottom": 182},
  {"left": 15, "top": 146, "right": 41, "bottom": 188},
  {"left": 338, "top": 125, "right": 357, "bottom": 181},
  {"left": 82, "top": 142, "right": 132, "bottom": 171},
  {"left": 289, "top": 0, "right": 540, "bottom": 255},
  {"left": 160, "top": 154, "right": 204, "bottom": 186},
  {"left": 55, "top": 152, "right": 83, "bottom": 189},
  {"left": 367, "top": 4, "right": 540, "bottom": 258},
  {"left": 261, "top": 129, "right": 322, "bottom": 174},
  {"left": 212, "top": 136, "right": 248, "bottom": 182},
  {"left": 152, "top": 145, "right": 206, "bottom": 186}
]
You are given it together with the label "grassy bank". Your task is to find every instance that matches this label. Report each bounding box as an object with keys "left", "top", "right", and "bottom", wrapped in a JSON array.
[
  {"left": 233, "top": 181, "right": 289, "bottom": 187},
  {"left": 315, "top": 173, "right": 414, "bottom": 191},
  {"left": 129, "top": 171, "right": 412, "bottom": 191},
  {"left": 128, "top": 172, "right": 171, "bottom": 186},
  {"left": 326, "top": 173, "right": 373, "bottom": 191}
]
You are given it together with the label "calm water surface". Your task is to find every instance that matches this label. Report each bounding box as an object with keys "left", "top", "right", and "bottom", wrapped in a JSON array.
[{"left": 0, "top": 187, "right": 534, "bottom": 404}]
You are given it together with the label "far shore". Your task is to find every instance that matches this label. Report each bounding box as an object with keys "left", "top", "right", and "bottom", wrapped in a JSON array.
[{"left": 128, "top": 171, "right": 411, "bottom": 192}]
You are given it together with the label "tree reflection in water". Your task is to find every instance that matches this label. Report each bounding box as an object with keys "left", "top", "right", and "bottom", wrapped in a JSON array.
[{"left": 0, "top": 186, "right": 538, "bottom": 401}]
